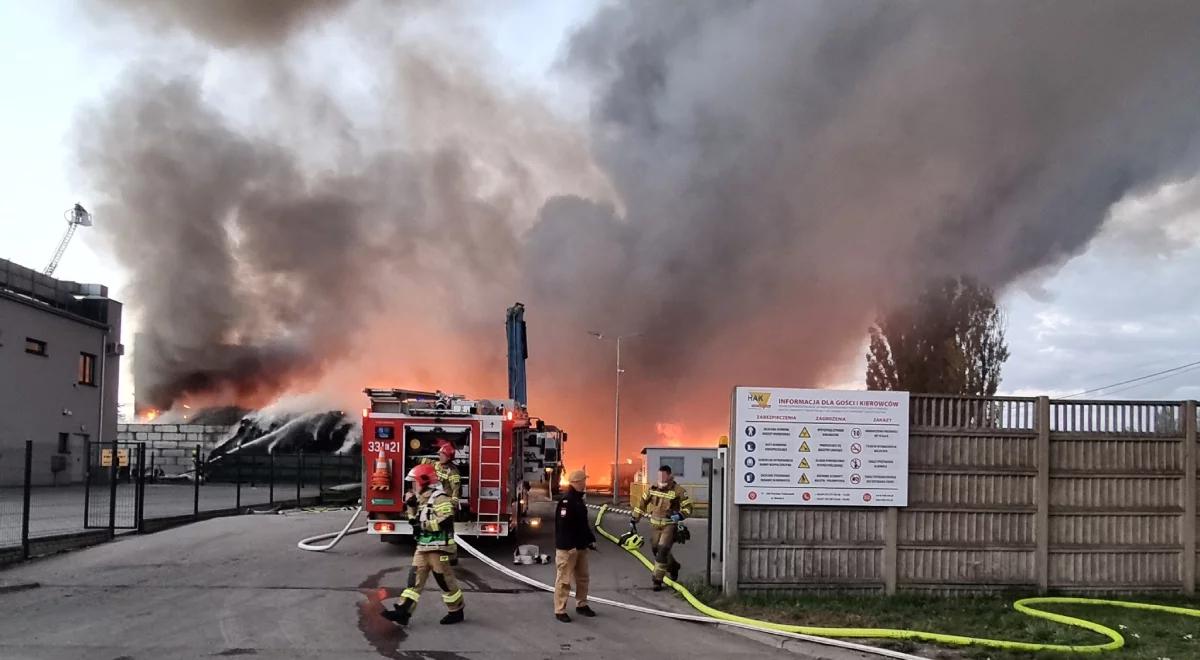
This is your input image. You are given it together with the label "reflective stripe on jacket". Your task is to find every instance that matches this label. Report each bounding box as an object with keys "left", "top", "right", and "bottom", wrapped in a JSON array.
[
  {"left": 420, "top": 457, "right": 461, "bottom": 505},
  {"left": 408, "top": 486, "right": 456, "bottom": 551},
  {"left": 633, "top": 480, "right": 692, "bottom": 527}
]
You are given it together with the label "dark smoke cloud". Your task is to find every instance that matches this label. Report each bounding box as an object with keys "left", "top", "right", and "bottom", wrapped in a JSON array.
[
  {"left": 95, "top": 0, "right": 350, "bottom": 47},
  {"left": 539, "top": 0, "right": 1200, "bottom": 439},
  {"left": 76, "top": 74, "right": 377, "bottom": 409},
  {"left": 78, "top": 1, "right": 1200, "bottom": 463},
  {"left": 77, "top": 5, "right": 608, "bottom": 414}
]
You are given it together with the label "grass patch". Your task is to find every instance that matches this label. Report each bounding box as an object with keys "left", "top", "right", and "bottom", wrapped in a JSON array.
[{"left": 680, "top": 583, "right": 1200, "bottom": 660}]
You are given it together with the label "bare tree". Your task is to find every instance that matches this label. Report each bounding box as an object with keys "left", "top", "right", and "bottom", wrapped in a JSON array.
[{"left": 867, "top": 276, "right": 1010, "bottom": 396}]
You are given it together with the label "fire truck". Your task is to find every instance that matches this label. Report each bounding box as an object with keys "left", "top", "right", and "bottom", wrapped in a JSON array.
[{"left": 361, "top": 389, "right": 529, "bottom": 542}]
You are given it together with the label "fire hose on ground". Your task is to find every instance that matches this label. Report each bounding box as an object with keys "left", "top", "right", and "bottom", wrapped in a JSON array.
[
  {"left": 295, "top": 505, "right": 923, "bottom": 659},
  {"left": 295, "top": 504, "right": 1200, "bottom": 655},
  {"left": 592, "top": 504, "right": 1200, "bottom": 654}
]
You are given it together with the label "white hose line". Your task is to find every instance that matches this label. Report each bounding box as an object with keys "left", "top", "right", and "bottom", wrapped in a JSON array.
[
  {"left": 453, "top": 536, "right": 924, "bottom": 660},
  {"left": 296, "top": 506, "right": 368, "bottom": 551},
  {"left": 296, "top": 506, "right": 923, "bottom": 660}
]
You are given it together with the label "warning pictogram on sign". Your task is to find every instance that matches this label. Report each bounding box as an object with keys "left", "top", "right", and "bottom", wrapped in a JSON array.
[
  {"left": 798, "top": 457, "right": 810, "bottom": 469},
  {"left": 798, "top": 473, "right": 810, "bottom": 485},
  {"left": 799, "top": 441, "right": 811, "bottom": 452},
  {"left": 802, "top": 492, "right": 812, "bottom": 501},
  {"left": 799, "top": 427, "right": 811, "bottom": 439}
]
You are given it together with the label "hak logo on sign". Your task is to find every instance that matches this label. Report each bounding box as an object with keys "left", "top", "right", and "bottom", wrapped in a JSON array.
[{"left": 747, "top": 391, "right": 772, "bottom": 409}]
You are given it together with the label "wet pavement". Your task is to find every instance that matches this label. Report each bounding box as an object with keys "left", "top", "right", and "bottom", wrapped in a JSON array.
[{"left": 0, "top": 495, "right": 806, "bottom": 660}]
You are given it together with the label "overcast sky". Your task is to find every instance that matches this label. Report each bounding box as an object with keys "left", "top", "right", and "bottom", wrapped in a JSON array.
[{"left": 1, "top": 0, "right": 1197, "bottom": 413}]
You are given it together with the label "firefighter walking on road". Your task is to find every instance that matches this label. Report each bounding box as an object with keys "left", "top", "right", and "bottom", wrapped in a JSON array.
[
  {"left": 554, "top": 470, "right": 597, "bottom": 622},
  {"left": 631, "top": 464, "right": 692, "bottom": 591},
  {"left": 382, "top": 463, "right": 465, "bottom": 626}
]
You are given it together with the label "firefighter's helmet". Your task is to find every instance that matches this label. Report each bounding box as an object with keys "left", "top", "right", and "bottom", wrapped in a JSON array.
[
  {"left": 618, "top": 530, "right": 644, "bottom": 551},
  {"left": 437, "top": 439, "right": 455, "bottom": 460},
  {"left": 406, "top": 463, "right": 439, "bottom": 490}
]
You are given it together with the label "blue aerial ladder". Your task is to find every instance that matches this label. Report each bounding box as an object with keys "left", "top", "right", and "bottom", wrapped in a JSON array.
[
  {"left": 506, "top": 303, "right": 568, "bottom": 495},
  {"left": 506, "top": 302, "right": 528, "bottom": 408}
]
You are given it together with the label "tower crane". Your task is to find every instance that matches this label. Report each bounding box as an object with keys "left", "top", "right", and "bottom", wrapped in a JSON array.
[{"left": 44, "top": 203, "right": 92, "bottom": 277}]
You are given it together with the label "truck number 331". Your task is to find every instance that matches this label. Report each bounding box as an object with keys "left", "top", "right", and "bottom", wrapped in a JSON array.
[{"left": 367, "top": 441, "right": 401, "bottom": 453}]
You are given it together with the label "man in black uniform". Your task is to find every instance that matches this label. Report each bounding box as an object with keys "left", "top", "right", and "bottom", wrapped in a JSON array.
[{"left": 553, "top": 469, "right": 596, "bottom": 622}]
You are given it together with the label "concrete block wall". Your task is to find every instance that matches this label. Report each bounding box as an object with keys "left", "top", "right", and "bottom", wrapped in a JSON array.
[{"left": 116, "top": 423, "right": 236, "bottom": 475}]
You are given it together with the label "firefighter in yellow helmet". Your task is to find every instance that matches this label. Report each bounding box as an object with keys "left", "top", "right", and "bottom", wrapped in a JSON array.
[
  {"left": 382, "top": 462, "right": 465, "bottom": 626},
  {"left": 631, "top": 464, "right": 692, "bottom": 590}
]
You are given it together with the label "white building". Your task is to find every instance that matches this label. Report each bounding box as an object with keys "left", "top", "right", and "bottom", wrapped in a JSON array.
[
  {"left": 0, "top": 258, "right": 123, "bottom": 486},
  {"left": 636, "top": 445, "right": 718, "bottom": 510}
]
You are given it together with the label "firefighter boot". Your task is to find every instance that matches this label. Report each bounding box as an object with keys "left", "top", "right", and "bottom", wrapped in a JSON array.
[
  {"left": 439, "top": 608, "right": 465, "bottom": 625},
  {"left": 382, "top": 603, "right": 412, "bottom": 626},
  {"left": 652, "top": 580, "right": 664, "bottom": 592},
  {"left": 668, "top": 560, "right": 681, "bottom": 583}
]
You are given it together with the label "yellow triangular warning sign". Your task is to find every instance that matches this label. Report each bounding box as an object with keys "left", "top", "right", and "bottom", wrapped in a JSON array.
[
  {"left": 798, "top": 473, "right": 810, "bottom": 485},
  {"left": 799, "top": 427, "right": 811, "bottom": 438},
  {"left": 799, "top": 457, "right": 810, "bottom": 469},
  {"left": 799, "top": 441, "right": 811, "bottom": 452}
]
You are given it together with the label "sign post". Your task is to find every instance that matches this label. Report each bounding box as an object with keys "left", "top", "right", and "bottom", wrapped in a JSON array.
[{"left": 732, "top": 387, "right": 909, "bottom": 507}]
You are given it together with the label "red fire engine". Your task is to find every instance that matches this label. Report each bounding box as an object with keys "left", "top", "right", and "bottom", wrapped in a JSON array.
[{"left": 361, "top": 389, "right": 528, "bottom": 542}]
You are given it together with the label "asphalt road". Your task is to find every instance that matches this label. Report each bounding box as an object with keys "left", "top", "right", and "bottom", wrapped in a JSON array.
[{"left": 0, "top": 498, "right": 856, "bottom": 660}]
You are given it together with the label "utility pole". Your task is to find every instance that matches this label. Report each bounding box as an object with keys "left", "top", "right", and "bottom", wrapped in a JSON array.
[{"left": 590, "top": 331, "right": 640, "bottom": 504}]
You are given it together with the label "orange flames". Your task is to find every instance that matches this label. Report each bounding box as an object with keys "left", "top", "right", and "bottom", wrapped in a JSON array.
[
  {"left": 654, "top": 421, "right": 687, "bottom": 447},
  {"left": 133, "top": 310, "right": 734, "bottom": 472}
]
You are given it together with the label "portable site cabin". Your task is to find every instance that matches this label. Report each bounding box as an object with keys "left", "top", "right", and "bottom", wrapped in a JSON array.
[{"left": 634, "top": 446, "right": 717, "bottom": 515}]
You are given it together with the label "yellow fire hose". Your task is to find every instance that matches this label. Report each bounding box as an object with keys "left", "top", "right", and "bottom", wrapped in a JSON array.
[{"left": 595, "top": 505, "right": 1200, "bottom": 654}]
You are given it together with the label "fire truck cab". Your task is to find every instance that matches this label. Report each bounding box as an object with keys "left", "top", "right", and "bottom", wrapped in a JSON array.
[{"left": 361, "top": 388, "right": 526, "bottom": 541}]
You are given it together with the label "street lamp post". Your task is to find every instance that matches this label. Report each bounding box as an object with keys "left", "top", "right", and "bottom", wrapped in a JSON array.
[{"left": 590, "top": 331, "right": 640, "bottom": 504}]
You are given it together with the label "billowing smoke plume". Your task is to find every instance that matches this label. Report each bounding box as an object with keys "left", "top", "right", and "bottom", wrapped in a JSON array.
[
  {"left": 539, "top": 0, "right": 1200, "bottom": 443},
  {"left": 79, "top": 0, "right": 611, "bottom": 413},
  {"left": 95, "top": 0, "right": 351, "bottom": 47},
  {"left": 79, "top": 1, "right": 1200, "bottom": 467}
]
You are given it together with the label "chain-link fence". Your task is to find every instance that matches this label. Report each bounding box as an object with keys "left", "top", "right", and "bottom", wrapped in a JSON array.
[{"left": 0, "top": 440, "right": 361, "bottom": 564}]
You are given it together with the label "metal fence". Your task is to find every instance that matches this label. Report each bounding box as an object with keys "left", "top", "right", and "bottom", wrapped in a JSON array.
[
  {"left": 0, "top": 441, "right": 361, "bottom": 565},
  {"left": 730, "top": 395, "right": 1200, "bottom": 595}
]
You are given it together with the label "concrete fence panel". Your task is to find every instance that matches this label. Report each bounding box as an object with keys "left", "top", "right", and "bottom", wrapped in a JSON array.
[{"left": 731, "top": 395, "right": 1200, "bottom": 595}]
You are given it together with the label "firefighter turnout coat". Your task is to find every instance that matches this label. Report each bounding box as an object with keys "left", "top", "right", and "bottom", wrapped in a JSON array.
[
  {"left": 407, "top": 486, "right": 457, "bottom": 552},
  {"left": 420, "top": 458, "right": 462, "bottom": 507},
  {"left": 633, "top": 480, "right": 693, "bottom": 527}
]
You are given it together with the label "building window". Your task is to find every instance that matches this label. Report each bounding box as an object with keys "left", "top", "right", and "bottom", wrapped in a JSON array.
[
  {"left": 58, "top": 433, "right": 70, "bottom": 454},
  {"left": 25, "top": 338, "right": 47, "bottom": 356},
  {"left": 659, "top": 455, "right": 685, "bottom": 478},
  {"left": 79, "top": 353, "right": 97, "bottom": 386}
]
